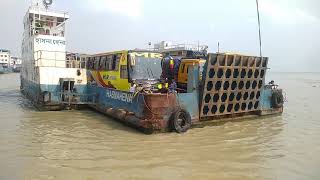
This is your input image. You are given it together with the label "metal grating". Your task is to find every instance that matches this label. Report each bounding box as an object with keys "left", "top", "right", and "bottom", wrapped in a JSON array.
[{"left": 200, "top": 53, "right": 268, "bottom": 118}]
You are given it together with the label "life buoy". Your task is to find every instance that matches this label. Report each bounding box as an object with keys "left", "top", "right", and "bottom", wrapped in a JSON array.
[
  {"left": 271, "top": 90, "right": 284, "bottom": 108},
  {"left": 171, "top": 109, "right": 192, "bottom": 133}
]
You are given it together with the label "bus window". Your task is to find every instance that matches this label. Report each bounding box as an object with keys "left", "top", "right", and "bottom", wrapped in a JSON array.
[
  {"left": 116, "top": 54, "right": 121, "bottom": 70},
  {"left": 90, "top": 57, "right": 95, "bottom": 70},
  {"left": 100, "top": 56, "right": 106, "bottom": 70},
  {"left": 81, "top": 57, "right": 86, "bottom": 69},
  {"left": 87, "top": 57, "right": 94, "bottom": 70},
  {"left": 111, "top": 55, "right": 116, "bottom": 70},
  {"left": 94, "top": 57, "right": 100, "bottom": 70},
  {"left": 120, "top": 65, "right": 128, "bottom": 79},
  {"left": 106, "top": 55, "right": 112, "bottom": 70}
]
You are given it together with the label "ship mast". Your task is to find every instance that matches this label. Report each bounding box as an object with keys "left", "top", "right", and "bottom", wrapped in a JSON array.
[{"left": 30, "top": 0, "right": 53, "bottom": 10}]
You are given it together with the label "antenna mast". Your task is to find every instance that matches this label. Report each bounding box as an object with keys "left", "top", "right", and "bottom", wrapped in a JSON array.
[{"left": 256, "top": 0, "right": 263, "bottom": 57}]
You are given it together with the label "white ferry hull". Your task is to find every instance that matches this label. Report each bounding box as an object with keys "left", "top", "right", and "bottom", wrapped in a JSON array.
[{"left": 21, "top": 67, "right": 88, "bottom": 110}]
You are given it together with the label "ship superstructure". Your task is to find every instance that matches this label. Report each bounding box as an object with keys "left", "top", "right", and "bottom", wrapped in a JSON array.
[{"left": 20, "top": 0, "right": 88, "bottom": 110}]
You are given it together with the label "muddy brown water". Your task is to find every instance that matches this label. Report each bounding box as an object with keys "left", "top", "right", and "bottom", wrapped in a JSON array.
[{"left": 0, "top": 73, "right": 320, "bottom": 180}]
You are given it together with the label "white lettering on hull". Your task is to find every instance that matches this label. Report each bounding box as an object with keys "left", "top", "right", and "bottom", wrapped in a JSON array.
[{"left": 105, "top": 90, "right": 133, "bottom": 103}]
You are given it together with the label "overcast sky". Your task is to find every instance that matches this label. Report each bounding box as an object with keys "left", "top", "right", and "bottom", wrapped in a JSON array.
[{"left": 0, "top": 0, "right": 319, "bottom": 72}]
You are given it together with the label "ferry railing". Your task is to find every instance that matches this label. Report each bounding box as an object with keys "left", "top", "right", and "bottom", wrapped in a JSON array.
[
  {"left": 34, "top": 50, "right": 86, "bottom": 69},
  {"left": 153, "top": 43, "right": 208, "bottom": 52},
  {"left": 26, "top": 6, "right": 68, "bottom": 38},
  {"left": 29, "top": 6, "right": 69, "bottom": 16}
]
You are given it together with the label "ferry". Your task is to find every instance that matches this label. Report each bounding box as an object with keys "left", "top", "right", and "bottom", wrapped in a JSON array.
[
  {"left": 84, "top": 47, "right": 284, "bottom": 133},
  {"left": 20, "top": 1, "right": 285, "bottom": 134},
  {"left": 20, "top": 0, "right": 89, "bottom": 110}
]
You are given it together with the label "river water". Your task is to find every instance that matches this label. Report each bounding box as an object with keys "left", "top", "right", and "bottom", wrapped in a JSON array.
[{"left": 0, "top": 73, "right": 319, "bottom": 180}]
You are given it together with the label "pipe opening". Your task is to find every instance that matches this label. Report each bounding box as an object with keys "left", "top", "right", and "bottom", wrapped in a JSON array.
[
  {"left": 224, "top": 81, "right": 230, "bottom": 90},
  {"left": 211, "top": 105, "right": 218, "bottom": 114},
  {"left": 203, "top": 106, "right": 209, "bottom": 115},
  {"left": 213, "top": 93, "right": 220, "bottom": 102},
  {"left": 258, "top": 80, "right": 263, "bottom": 89},
  {"left": 254, "top": 101, "right": 259, "bottom": 109},
  {"left": 215, "top": 81, "right": 222, "bottom": 91},
  {"left": 235, "top": 103, "right": 240, "bottom": 112},
  {"left": 241, "top": 103, "right": 247, "bottom": 111},
  {"left": 256, "top": 91, "right": 261, "bottom": 99},
  {"left": 207, "top": 81, "right": 214, "bottom": 91},
  {"left": 243, "top": 92, "right": 249, "bottom": 100},
  {"left": 227, "top": 56, "right": 234, "bottom": 66},
  {"left": 239, "top": 81, "right": 244, "bottom": 90},
  {"left": 217, "top": 69, "right": 224, "bottom": 78},
  {"left": 205, "top": 94, "right": 211, "bottom": 103},
  {"left": 236, "top": 92, "right": 242, "bottom": 101},
  {"left": 226, "top": 69, "right": 232, "bottom": 78},
  {"left": 243, "top": 57, "right": 249, "bottom": 66},
  {"left": 252, "top": 81, "right": 258, "bottom": 89},
  {"left": 248, "top": 69, "right": 253, "bottom": 78},
  {"left": 235, "top": 56, "right": 241, "bottom": 66},
  {"left": 219, "top": 105, "right": 226, "bottom": 113},
  {"left": 248, "top": 102, "right": 253, "bottom": 110},
  {"left": 241, "top": 69, "right": 247, "bottom": 78},
  {"left": 211, "top": 56, "right": 217, "bottom": 65},
  {"left": 229, "top": 92, "right": 235, "bottom": 101},
  {"left": 262, "top": 58, "right": 268, "bottom": 67},
  {"left": 260, "top": 70, "right": 265, "bottom": 78},
  {"left": 249, "top": 57, "right": 255, "bottom": 67},
  {"left": 231, "top": 81, "right": 237, "bottom": 90},
  {"left": 221, "top": 93, "right": 228, "bottom": 102},
  {"left": 256, "top": 58, "right": 262, "bottom": 67},
  {"left": 209, "top": 69, "right": 215, "bottom": 78},
  {"left": 254, "top": 69, "right": 260, "bottom": 78},
  {"left": 250, "top": 91, "right": 255, "bottom": 100},
  {"left": 233, "top": 69, "right": 239, "bottom": 78},
  {"left": 219, "top": 56, "right": 226, "bottom": 66},
  {"left": 227, "top": 104, "right": 233, "bottom": 112},
  {"left": 246, "top": 81, "right": 251, "bottom": 89}
]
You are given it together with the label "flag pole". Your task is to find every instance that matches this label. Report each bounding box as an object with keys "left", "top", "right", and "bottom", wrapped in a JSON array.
[{"left": 256, "top": 0, "right": 262, "bottom": 57}]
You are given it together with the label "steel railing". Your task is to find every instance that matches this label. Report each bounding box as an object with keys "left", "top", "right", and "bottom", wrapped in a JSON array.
[{"left": 34, "top": 50, "right": 86, "bottom": 68}]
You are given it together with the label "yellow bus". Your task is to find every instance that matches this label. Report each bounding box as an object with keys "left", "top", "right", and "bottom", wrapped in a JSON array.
[{"left": 86, "top": 50, "right": 163, "bottom": 91}]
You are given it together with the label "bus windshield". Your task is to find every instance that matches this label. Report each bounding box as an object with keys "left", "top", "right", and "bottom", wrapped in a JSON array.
[{"left": 129, "top": 55, "right": 162, "bottom": 80}]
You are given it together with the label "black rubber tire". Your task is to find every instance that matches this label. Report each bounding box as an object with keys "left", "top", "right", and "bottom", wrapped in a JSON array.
[
  {"left": 171, "top": 109, "right": 192, "bottom": 133},
  {"left": 271, "top": 90, "right": 284, "bottom": 108}
]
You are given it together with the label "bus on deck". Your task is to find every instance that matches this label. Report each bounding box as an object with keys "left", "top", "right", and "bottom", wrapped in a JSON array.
[{"left": 86, "top": 50, "right": 163, "bottom": 91}]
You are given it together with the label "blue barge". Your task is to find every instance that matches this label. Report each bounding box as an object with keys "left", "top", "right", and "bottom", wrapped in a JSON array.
[{"left": 84, "top": 53, "right": 283, "bottom": 133}]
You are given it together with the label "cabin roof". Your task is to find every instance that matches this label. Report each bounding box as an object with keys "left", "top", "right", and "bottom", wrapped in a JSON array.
[{"left": 28, "top": 8, "right": 69, "bottom": 19}]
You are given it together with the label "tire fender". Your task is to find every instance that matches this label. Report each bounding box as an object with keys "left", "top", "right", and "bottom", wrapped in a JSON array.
[{"left": 170, "top": 109, "right": 192, "bottom": 133}]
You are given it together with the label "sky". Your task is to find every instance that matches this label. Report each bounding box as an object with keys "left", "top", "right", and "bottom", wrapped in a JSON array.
[{"left": 0, "top": 0, "right": 319, "bottom": 72}]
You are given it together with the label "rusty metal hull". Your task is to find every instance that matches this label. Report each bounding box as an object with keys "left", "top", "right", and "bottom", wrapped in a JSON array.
[{"left": 87, "top": 84, "right": 282, "bottom": 134}]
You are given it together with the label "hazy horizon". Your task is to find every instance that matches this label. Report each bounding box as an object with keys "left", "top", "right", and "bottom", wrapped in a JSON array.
[{"left": 0, "top": 0, "right": 319, "bottom": 72}]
